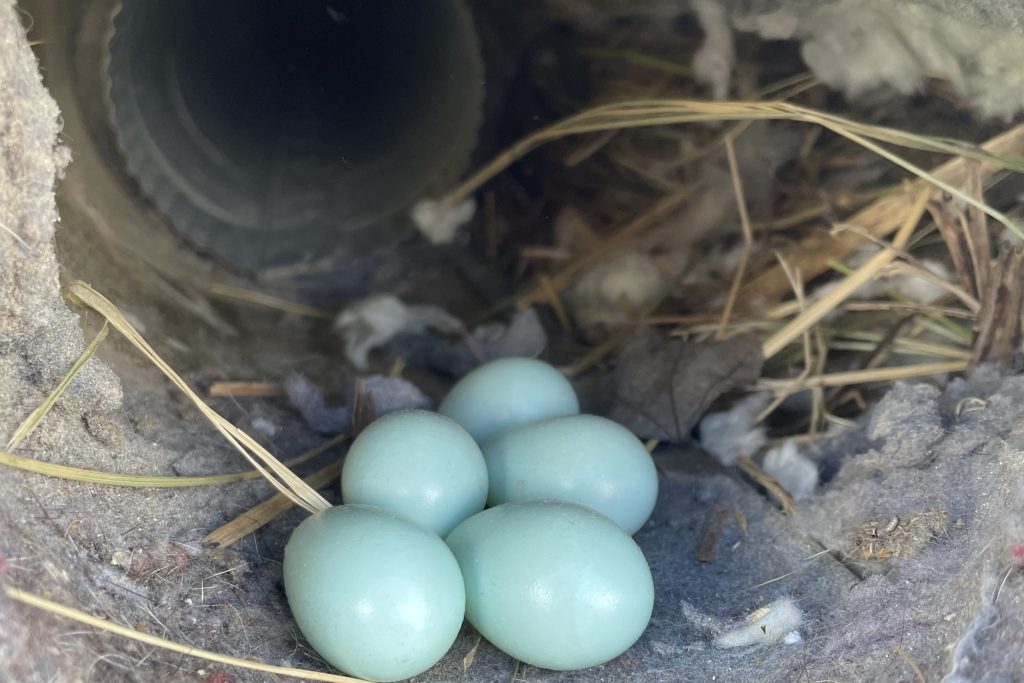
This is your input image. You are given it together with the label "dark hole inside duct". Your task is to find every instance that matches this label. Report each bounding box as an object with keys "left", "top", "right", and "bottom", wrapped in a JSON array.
[{"left": 108, "top": 0, "right": 482, "bottom": 272}]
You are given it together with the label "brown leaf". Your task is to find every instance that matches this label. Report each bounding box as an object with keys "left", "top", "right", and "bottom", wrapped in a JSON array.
[{"left": 607, "top": 328, "right": 763, "bottom": 442}]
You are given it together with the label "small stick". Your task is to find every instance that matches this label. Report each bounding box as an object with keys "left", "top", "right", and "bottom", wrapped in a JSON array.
[
  {"left": 696, "top": 504, "right": 730, "bottom": 563},
  {"left": 203, "top": 462, "right": 342, "bottom": 548},
  {"left": 894, "top": 645, "right": 927, "bottom": 683},
  {"left": 736, "top": 457, "right": 796, "bottom": 516},
  {"left": 208, "top": 381, "right": 284, "bottom": 398}
]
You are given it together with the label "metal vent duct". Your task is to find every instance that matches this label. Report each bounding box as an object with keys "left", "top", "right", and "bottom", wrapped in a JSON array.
[{"left": 107, "top": 0, "right": 485, "bottom": 271}]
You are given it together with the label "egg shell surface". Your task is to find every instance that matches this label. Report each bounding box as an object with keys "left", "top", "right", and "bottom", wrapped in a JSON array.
[
  {"left": 284, "top": 505, "right": 466, "bottom": 682},
  {"left": 445, "top": 501, "right": 654, "bottom": 671},
  {"left": 439, "top": 357, "right": 579, "bottom": 443},
  {"left": 483, "top": 414, "right": 658, "bottom": 534},
  {"left": 341, "top": 410, "right": 488, "bottom": 536}
]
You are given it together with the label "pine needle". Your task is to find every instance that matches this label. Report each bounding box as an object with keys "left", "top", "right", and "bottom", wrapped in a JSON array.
[
  {"left": 3, "top": 585, "right": 367, "bottom": 683},
  {"left": 65, "top": 281, "right": 330, "bottom": 514},
  {"left": 6, "top": 322, "right": 109, "bottom": 451}
]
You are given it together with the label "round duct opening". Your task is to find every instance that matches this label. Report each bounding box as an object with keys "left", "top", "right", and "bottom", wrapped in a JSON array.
[{"left": 107, "top": 0, "right": 484, "bottom": 272}]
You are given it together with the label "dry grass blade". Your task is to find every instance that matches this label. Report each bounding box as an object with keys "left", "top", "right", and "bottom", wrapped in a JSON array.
[
  {"left": 6, "top": 322, "right": 109, "bottom": 451},
  {"left": 971, "top": 246, "right": 1024, "bottom": 367},
  {"left": 757, "top": 254, "right": 813, "bottom": 424},
  {"left": 760, "top": 188, "right": 932, "bottom": 360},
  {"left": 841, "top": 301, "right": 974, "bottom": 319},
  {"left": 208, "top": 283, "right": 334, "bottom": 319},
  {"left": 828, "top": 336, "right": 970, "bottom": 361},
  {"left": 715, "top": 133, "right": 754, "bottom": 340},
  {"left": 3, "top": 585, "right": 367, "bottom": 683},
  {"left": 894, "top": 645, "right": 928, "bottom": 683},
  {"left": 757, "top": 361, "right": 967, "bottom": 392},
  {"left": 743, "top": 124, "right": 1024, "bottom": 305},
  {"left": 443, "top": 100, "right": 1024, "bottom": 239},
  {"left": 538, "top": 274, "right": 573, "bottom": 334},
  {"left": 0, "top": 433, "right": 346, "bottom": 489},
  {"left": 66, "top": 281, "right": 330, "bottom": 514},
  {"left": 204, "top": 461, "right": 342, "bottom": 548}
]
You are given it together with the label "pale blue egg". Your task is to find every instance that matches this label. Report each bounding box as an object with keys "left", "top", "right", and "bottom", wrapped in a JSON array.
[
  {"left": 439, "top": 358, "right": 579, "bottom": 443},
  {"left": 341, "top": 410, "right": 487, "bottom": 536},
  {"left": 445, "top": 501, "right": 654, "bottom": 671},
  {"left": 284, "top": 505, "right": 466, "bottom": 682},
  {"left": 483, "top": 414, "right": 658, "bottom": 534}
]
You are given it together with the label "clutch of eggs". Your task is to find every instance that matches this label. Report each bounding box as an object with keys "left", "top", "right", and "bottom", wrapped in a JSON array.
[{"left": 286, "top": 358, "right": 658, "bottom": 679}]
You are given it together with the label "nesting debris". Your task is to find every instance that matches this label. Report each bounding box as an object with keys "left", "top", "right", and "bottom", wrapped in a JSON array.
[
  {"left": 762, "top": 440, "right": 819, "bottom": 501},
  {"left": 568, "top": 251, "right": 669, "bottom": 332},
  {"left": 850, "top": 510, "right": 950, "bottom": 561},
  {"left": 698, "top": 393, "right": 772, "bottom": 466},
  {"left": 691, "top": 0, "right": 734, "bottom": 99},
  {"left": 284, "top": 373, "right": 431, "bottom": 434},
  {"left": 333, "top": 294, "right": 464, "bottom": 371},
  {"left": 394, "top": 307, "right": 548, "bottom": 377},
  {"left": 410, "top": 197, "right": 477, "bottom": 244},
  {"left": 737, "top": 0, "right": 1024, "bottom": 119},
  {"left": 608, "top": 329, "right": 763, "bottom": 442},
  {"left": 696, "top": 503, "right": 731, "bottom": 563},
  {"left": 713, "top": 598, "right": 804, "bottom": 649}
]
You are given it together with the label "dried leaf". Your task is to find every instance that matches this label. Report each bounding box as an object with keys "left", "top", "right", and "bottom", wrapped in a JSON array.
[{"left": 608, "top": 329, "right": 763, "bottom": 442}]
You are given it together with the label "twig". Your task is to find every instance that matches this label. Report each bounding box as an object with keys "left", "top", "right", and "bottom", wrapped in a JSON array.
[
  {"left": 208, "top": 381, "right": 284, "bottom": 398},
  {"left": 894, "top": 645, "right": 927, "bottom": 683},
  {"left": 203, "top": 462, "right": 342, "bottom": 548},
  {"left": 538, "top": 275, "right": 574, "bottom": 334},
  {"left": 736, "top": 457, "right": 795, "bottom": 515}
]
